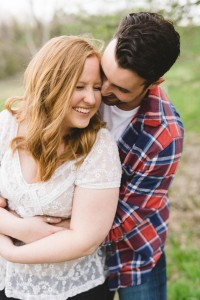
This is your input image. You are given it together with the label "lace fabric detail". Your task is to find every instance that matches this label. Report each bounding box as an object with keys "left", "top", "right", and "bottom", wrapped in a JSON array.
[
  {"left": 75, "top": 127, "right": 121, "bottom": 189},
  {"left": 3, "top": 251, "right": 106, "bottom": 300},
  {"left": 0, "top": 110, "right": 122, "bottom": 299}
]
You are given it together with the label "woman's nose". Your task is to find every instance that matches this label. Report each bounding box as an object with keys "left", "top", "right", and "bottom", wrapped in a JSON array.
[{"left": 84, "top": 90, "right": 96, "bottom": 105}]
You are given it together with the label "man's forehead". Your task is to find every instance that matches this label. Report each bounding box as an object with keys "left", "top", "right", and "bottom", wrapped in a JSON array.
[
  {"left": 103, "top": 39, "right": 117, "bottom": 55},
  {"left": 101, "top": 62, "right": 143, "bottom": 92},
  {"left": 101, "top": 41, "right": 145, "bottom": 90}
]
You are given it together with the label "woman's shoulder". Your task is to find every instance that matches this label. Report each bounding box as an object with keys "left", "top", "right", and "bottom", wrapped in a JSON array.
[
  {"left": 76, "top": 128, "right": 121, "bottom": 188},
  {"left": 95, "top": 127, "right": 116, "bottom": 145},
  {"left": 0, "top": 109, "right": 15, "bottom": 123},
  {"left": 0, "top": 109, "right": 17, "bottom": 141},
  {"left": 89, "top": 127, "right": 120, "bottom": 163}
]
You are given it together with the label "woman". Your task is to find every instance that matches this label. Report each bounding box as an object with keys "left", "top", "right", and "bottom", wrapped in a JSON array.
[{"left": 0, "top": 36, "right": 121, "bottom": 300}]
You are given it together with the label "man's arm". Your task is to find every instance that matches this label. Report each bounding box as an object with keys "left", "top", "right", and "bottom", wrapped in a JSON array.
[{"left": 104, "top": 137, "right": 183, "bottom": 248}]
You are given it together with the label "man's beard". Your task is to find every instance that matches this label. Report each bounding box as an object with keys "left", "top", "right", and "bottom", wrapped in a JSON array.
[{"left": 102, "top": 95, "right": 122, "bottom": 106}]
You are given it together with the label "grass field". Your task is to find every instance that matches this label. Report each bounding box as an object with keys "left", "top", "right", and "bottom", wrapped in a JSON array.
[{"left": 166, "top": 133, "right": 200, "bottom": 299}]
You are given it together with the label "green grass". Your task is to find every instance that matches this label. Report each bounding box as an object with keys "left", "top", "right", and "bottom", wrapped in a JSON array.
[
  {"left": 112, "top": 235, "right": 200, "bottom": 300},
  {"left": 164, "top": 59, "right": 200, "bottom": 133},
  {"left": 167, "top": 236, "right": 200, "bottom": 300}
]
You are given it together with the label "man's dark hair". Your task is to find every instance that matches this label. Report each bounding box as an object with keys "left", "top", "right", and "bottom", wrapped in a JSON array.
[{"left": 114, "top": 12, "right": 180, "bottom": 88}]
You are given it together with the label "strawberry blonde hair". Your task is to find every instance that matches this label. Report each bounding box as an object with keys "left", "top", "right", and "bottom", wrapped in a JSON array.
[{"left": 6, "top": 36, "right": 105, "bottom": 181}]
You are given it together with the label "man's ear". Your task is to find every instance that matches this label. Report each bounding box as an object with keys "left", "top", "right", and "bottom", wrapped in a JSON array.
[{"left": 148, "top": 77, "right": 165, "bottom": 89}]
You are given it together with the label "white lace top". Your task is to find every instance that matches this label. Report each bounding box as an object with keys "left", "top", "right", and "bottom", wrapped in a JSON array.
[{"left": 0, "top": 110, "right": 122, "bottom": 300}]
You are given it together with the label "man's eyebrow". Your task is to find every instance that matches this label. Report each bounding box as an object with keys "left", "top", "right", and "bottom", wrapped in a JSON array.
[{"left": 115, "top": 85, "right": 130, "bottom": 93}]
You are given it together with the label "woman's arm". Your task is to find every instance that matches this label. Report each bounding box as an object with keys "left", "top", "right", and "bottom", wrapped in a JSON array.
[{"left": 0, "top": 187, "right": 119, "bottom": 263}]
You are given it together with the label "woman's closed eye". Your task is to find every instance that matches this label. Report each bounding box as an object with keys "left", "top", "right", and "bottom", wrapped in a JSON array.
[
  {"left": 93, "top": 86, "right": 102, "bottom": 91},
  {"left": 76, "top": 85, "right": 84, "bottom": 90}
]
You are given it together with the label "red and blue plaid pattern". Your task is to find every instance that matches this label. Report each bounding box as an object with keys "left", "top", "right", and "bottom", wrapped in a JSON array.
[{"left": 104, "top": 86, "right": 184, "bottom": 289}]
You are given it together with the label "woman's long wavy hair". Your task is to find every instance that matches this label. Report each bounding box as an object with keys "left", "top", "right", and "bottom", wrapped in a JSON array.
[{"left": 6, "top": 36, "right": 105, "bottom": 181}]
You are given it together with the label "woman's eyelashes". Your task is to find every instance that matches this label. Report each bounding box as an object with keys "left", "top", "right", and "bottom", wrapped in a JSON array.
[
  {"left": 93, "top": 86, "right": 102, "bottom": 91},
  {"left": 75, "top": 85, "right": 102, "bottom": 91},
  {"left": 76, "top": 85, "right": 84, "bottom": 90}
]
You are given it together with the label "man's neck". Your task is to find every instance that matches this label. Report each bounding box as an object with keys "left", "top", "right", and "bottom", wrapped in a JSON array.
[{"left": 115, "top": 90, "right": 148, "bottom": 111}]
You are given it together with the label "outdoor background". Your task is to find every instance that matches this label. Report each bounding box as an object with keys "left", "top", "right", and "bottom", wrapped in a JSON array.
[{"left": 0, "top": 0, "right": 199, "bottom": 299}]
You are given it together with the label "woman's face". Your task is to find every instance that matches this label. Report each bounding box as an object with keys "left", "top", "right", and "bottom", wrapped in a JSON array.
[{"left": 62, "top": 55, "right": 102, "bottom": 133}]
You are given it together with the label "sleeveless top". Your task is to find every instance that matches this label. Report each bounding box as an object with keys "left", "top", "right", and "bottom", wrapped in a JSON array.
[{"left": 0, "top": 110, "right": 122, "bottom": 300}]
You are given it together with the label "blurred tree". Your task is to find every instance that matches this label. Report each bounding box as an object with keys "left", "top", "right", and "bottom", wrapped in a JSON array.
[
  {"left": 50, "top": 9, "right": 122, "bottom": 43},
  {"left": 123, "top": 0, "right": 200, "bottom": 25},
  {"left": 0, "top": 19, "right": 30, "bottom": 78},
  {"left": 159, "top": 0, "right": 200, "bottom": 25},
  {"left": 25, "top": 0, "right": 51, "bottom": 55},
  {"left": 0, "top": 0, "right": 200, "bottom": 79}
]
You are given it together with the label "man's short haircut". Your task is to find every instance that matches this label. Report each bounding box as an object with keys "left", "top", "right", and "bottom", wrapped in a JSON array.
[{"left": 114, "top": 12, "right": 180, "bottom": 88}]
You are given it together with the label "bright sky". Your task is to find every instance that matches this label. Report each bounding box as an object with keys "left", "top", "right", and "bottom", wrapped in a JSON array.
[
  {"left": 0, "top": 0, "right": 143, "bottom": 22},
  {"left": 0, "top": 0, "right": 199, "bottom": 24}
]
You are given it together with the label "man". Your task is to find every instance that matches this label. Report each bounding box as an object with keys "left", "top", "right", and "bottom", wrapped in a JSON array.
[
  {"left": 0, "top": 12, "right": 184, "bottom": 300},
  {"left": 100, "top": 12, "right": 184, "bottom": 300}
]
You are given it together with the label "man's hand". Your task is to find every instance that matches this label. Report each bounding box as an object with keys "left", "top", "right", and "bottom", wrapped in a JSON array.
[
  {"left": 51, "top": 218, "right": 71, "bottom": 229},
  {"left": 18, "top": 216, "right": 66, "bottom": 244},
  {"left": 0, "top": 196, "right": 7, "bottom": 208},
  {"left": 0, "top": 198, "right": 70, "bottom": 244}
]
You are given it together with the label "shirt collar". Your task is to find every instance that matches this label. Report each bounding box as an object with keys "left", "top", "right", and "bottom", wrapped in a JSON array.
[{"left": 138, "top": 86, "right": 167, "bottom": 127}]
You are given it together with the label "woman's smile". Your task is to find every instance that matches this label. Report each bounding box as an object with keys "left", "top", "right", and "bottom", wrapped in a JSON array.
[{"left": 73, "top": 107, "right": 92, "bottom": 114}]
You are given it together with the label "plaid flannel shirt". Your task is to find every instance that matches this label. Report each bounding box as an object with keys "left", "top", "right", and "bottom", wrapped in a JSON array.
[{"left": 104, "top": 86, "right": 184, "bottom": 290}]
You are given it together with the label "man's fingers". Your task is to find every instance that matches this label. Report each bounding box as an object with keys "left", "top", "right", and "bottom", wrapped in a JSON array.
[
  {"left": 45, "top": 216, "right": 62, "bottom": 224},
  {"left": 57, "top": 219, "right": 70, "bottom": 229},
  {"left": 0, "top": 201, "right": 7, "bottom": 208},
  {"left": 0, "top": 197, "right": 7, "bottom": 208}
]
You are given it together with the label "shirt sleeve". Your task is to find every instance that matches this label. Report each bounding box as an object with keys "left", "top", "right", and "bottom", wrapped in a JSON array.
[
  {"left": 104, "top": 136, "right": 184, "bottom": 245},
  {"left": 75, "top": 128, "right": 122, "bottom": 189}
]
